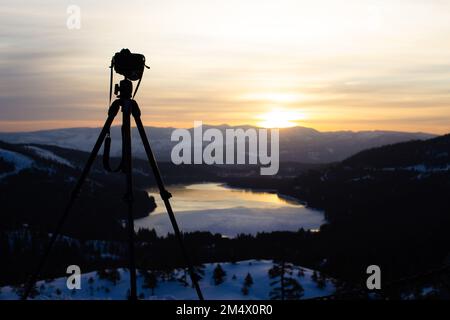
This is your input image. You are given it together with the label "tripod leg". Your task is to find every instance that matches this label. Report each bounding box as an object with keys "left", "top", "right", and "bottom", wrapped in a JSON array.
[
  {"left": 121, "top": 100, "right": 138, "bottom": 300},
  {"left": 22, "top": 101, "right": 121, "bottom": 300},
  {"left": 131, "top": 101, "right": 204, "bottom": 300}
]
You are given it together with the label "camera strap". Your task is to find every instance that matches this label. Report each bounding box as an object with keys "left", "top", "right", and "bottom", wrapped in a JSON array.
[
  {"left": 132, "top": 64, "right": 149, "bottom": 99},
  {"left": 132, "top": 77, "right": 142, "bottom": 99},
  {"left": 103, "top": 129, "right": 124, "bottom": 173},
  {"left": 109, "top": 60, "right": 114, "bottom": 104},
  {"left": 103, "top": 61, "right": 123, "bottom": 173}
]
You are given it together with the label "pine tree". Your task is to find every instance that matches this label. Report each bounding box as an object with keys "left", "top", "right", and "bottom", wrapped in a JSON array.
[
  {"left": 311, "top": 270, "right": 318, "bottom": 282},
  {"left": 179, "top": 264, "right": 205, "bottom": 288},
  {"left": 15, "top": 284, "right": 38, "bottom": 299},
  {"left": 107, "top": 269, "right": 121, "bottom": 285},
  {"left": 97, "top": 269, "right": 108, "bottom": 280},
  {"left": 160, "top": 266, "right": 174, "bottom": 281},
  {"left": 297, "top": 268, "right": 305, "bottom": 277},
  {"left": 142, "top": 271, "right": 157, "bottom": 295},
  {"left": 88, "top": 277, "right": 95, "bottom": 296},
  {"left": 213, "top": 264, "right": 226, "bottom": 285},
  {"left": 316, "top": 272, "right": 326, "bottom": 289},
  {"left": 244, "top": 273, "right": 254, "bottom": 287},
  {"left": 191, "top": 264, "right": 206, "bottom": 288},
  {"left": 179, "top": 268, "right": 189, "bottom": 287},
  {"left": 241, "top": 284, "right": 249, "bottom": 296},
  {"left": 283, "top": 278, "right": 304, "bottom": 300},
  {"left": 241, "top": 272, "right": 254, "bottom": 296},
  {"left": 96, "top": 269, "right": 121, "bottom": 285},
  {"left": 269, "top": 260, "right": 304, "bottom": 300}
]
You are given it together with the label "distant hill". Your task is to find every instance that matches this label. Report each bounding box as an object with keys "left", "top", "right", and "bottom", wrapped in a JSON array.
[
  {"left": 0, "top": 125, "right": 435, "bottom": 163},
  {"left": 2, "top": 135, "right": 449, "bottom": 294},
  {"left": 282, "top": 133, "right": 450, "bottom": 221},
  {"left": 224, "top": 132, "right": 450, "bottom": 284},
  {"left": 343, "top": 133, "right": 450, "bottom": 169},
  {"left": 0, "top": 140, "right": 157, "bottom": 240},
  {"left": 274, "top": 133, "right": 450, "bottom": 282},
  {"left": 0, "top": 140, "right": 314, "bottom": 238}
]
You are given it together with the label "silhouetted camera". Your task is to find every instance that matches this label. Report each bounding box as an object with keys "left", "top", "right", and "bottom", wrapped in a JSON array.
[{"left": 112, "top": 48, "right": 147, "bottom": 81}]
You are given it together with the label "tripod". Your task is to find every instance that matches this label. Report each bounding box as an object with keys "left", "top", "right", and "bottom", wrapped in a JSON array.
[{"left": 22, "top": 78, "right": 204, "bottom": 301}]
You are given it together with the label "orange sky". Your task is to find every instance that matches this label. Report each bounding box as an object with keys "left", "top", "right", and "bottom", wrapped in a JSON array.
[{"left": 1, "top": 0, "right": 450, "bottom": 134}]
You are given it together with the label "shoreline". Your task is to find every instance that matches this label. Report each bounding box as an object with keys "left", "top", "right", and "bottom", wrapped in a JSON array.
[{"left": 221, "top": 182, "right": 313, "bottom": 208}]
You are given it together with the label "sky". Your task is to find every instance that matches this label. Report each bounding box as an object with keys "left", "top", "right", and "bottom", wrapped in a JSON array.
[{"left": 1, "top": 0, "right": 450, "bottom": 133}]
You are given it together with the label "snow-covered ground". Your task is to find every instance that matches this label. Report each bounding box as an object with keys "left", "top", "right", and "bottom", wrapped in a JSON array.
[
  {"left": 382, "top": 164, "right": 450, "bottom": 172},
  {"left": 403, "top": 164, "right": 450, "bottom": 172},
  {"left": 0, "top": 260, "right": 335, "bottom": 300},
  {"left": 0, "top": 148, "right": 34, "bottom": 179},
  {"left": 25, "top": 146, "right": 74, "bottom": 168}
]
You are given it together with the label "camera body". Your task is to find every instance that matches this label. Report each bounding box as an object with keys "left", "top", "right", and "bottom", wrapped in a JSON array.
[{"left": 113, "top": 48, "right": 146, "bottom": 81}]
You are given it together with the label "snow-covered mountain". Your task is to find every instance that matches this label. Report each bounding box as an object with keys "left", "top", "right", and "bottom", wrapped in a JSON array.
[
  {"left": 0, "top": 260, "right": 336, "bottom": 300},
  {"left": 0, "top": 125, "right": 435, "bottom": 163},
  {"left": 0, "top": 140, "right": 157, "bottom": 239},
  {"left": 0, "top": 148, "right": 35, "bottom": 180},
  {"left": 0, "top": 143, "right": 77, "bottom": 181}
]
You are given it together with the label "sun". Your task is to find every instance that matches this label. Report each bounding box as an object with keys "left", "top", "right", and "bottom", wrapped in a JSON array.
[{"left": 257, "top": 109, "right": 305, "bottom": 128}]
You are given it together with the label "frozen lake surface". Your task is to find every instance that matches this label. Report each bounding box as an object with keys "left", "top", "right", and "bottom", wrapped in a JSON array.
[{"left": 134, "top": 183, "right": 324, "bottom": 237}]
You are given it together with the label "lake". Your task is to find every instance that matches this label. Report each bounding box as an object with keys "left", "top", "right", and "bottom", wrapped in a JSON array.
[{"left": 134, "top": 183, "right": 324, "bottom": 237}]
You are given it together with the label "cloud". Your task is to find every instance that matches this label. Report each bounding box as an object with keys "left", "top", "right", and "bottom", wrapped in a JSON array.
[{"left": 1, "top": 0, "right": 450, "bottom": 133}]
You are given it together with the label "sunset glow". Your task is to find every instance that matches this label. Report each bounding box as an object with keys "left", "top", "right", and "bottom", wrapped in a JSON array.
[
  {"left": 257, "top": 109, "right": 306, "bottom": 128},
  {"left": 1, "top": 0, "right": 450, "bottom": 134}
]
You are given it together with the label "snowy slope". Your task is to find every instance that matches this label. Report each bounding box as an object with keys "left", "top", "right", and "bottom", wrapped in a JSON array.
[
  {"left": 25, "top": 146, "right": 74, "bottom": 168},
  {"left": 0, "top": 260, "right": 335, "bottom": 300},
  {"left": 0, "top": 148, "right": 34, "bottom": 179},
  {"left": 0, "top": 126, "right": 434, "bottom": 163}
]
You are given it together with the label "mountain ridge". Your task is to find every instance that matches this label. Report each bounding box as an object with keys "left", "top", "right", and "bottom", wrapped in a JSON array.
[
  {"left": 0, "top": 124, "right": 434, "bottom": 136},
  {"left": 0, "top": 125, "right": 436, "bottom": 164}
]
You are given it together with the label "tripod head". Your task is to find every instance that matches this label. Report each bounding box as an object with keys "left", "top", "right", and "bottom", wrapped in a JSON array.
[{"left": 114, "top": 78, "right": 133, "bottom": 99}]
